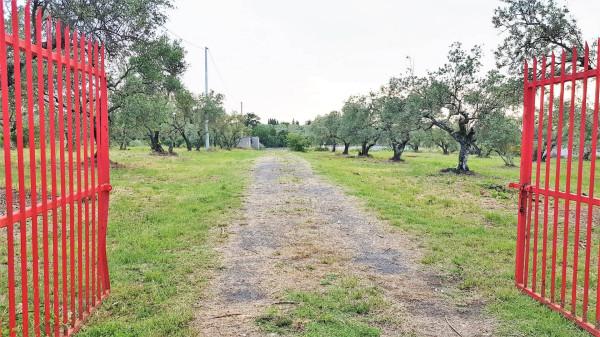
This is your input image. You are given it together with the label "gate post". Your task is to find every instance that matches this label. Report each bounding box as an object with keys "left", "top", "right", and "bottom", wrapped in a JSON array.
[
  {"left": 97, "top": 45, "right": 111, "bottom": 293},
  {"left": 516, "top": 61, "right": 536, "bottom": 285}
]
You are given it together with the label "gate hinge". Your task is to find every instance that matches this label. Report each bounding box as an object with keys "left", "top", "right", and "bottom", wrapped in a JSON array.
[{"left": 99, "top": 184, "right": 113, "bottom": 192}]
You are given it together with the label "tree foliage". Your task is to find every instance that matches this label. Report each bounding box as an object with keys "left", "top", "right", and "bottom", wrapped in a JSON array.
[
  {"left": 477, "top": 113, "right": 521, "bottom": 166},
  {"left": 286, "top": 133, "right": 311, "bottom": 152},
  {"left": 492, "top": 0, "right": 592, "bottom": 75}
]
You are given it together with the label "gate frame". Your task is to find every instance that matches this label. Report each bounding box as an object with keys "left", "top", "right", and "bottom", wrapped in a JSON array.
[
  {"left": 0, "top": 0, "right": 111, "bottom": 335},
  {"left": 512, "top": 40, "right": 600, "bottom": 336}
]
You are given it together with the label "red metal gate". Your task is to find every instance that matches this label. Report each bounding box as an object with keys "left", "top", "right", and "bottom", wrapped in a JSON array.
[
  {"left": 0, "top": 1, "right": 111, "bottom": 336},
  {"left": 513, "top": 39, "right": 600, "bottom": 335}
]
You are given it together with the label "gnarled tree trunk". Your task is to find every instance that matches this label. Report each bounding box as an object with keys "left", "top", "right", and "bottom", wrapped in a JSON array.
[
  {"left": 342, "top": 142, "right": 350, "bottom": 155},
  {"left": 149, "top": 130, "right": 165, "bottom": 153},
  {"left": 390, "top": 140, "right": 408, "bottom": 161},
  {"left": 181, "top": 131, "right": 192, "bottom": 151},
  {"left": 457, "top": 142, "right": 470, "bottom": 172},
  {"left": 358, "top": 142, "right": 375, "bottom": 157}
]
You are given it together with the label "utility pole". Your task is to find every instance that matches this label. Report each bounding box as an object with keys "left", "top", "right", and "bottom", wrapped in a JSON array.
[
  {"left": 204, "top": 47, "right": 210, "bottom": 150},
  {"left": 240, "top": 101, "right": 243, "bottom": 115}
]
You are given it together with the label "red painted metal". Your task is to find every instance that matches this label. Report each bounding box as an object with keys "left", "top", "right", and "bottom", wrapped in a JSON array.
[
  {"left": 0, "top": 1, "right": 111, "bottom": 336},
  {"left": 513, "top": 39, "right": 600, "bottom": 335}
]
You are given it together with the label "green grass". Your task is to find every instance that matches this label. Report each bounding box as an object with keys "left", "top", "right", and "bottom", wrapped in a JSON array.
[
  {"left": 257, "top": 277, "right": 384, "bottom": 337},
  {"left": 75, "top": 148, "right": 263, "bottom": 337},
  {"left": 301, "top": 149, "right": 592, "bottom": 337}
]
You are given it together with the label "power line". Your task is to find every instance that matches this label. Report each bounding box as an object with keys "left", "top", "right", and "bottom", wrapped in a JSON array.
[
  {"left": 208, "top": 49, "right": 230, "bottom": 95},
  {"left": 161, "top": 26, "right": 241, "bottom": 112},
  {"left": 161, "top": 25, "right": 206, "bottom": 50}
]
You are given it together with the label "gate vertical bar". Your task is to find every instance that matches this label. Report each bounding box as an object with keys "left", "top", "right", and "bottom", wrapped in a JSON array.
[
  {"left": 532, "top": 57, "right": 547, "bottom": 293},
  {"left": 0, "top": 0, "right": 15, "bottom": 334},
  {"left": 65, "top": 26, "right": 76, "bottom": 327},
  {"left": 72, "top": 30, "right": 83, "bottom": 322},
  {"left": 35, "top": 9, "right": 51, "bottom": 336},
  {"left": 56, "top": 20, "right": 70, "bottom": 332},
  {"left": 85, "top": 39, "right": 95, "bottom": 312},
  {"left": 583, "top": 40, "right": 600, "bottom": 322},
  {"left": 23, "top": 4, "right": 41, "bottom": 335},
  {"left": 553, "top": 51, "right": 566, "bottom": 304},
  {"left": 81, "top": 34, "right": 90, "bottom": 315},
  {"left": 98, "top": 44, "right": 111, "bottom": 293},
  {"left": 562, "top": 48, "right": 577, "bottom": 312},
  {"left": 92, "top": 41, "right": 100, "bottom": 303},
  {"left": 542, "top": 54, "right": 555, "bottom": 299},
  {"left": 516, "top": 60, "right": 535, "bottom": 285},
  {"left": 571, "top": 45, "right": 589, "bottom": 315},
  {"left": 10, "top": 0, "right": 30, "bottom": 333},
  {"left": 593, "top": 38, "right": 600, "bottom": 327}
]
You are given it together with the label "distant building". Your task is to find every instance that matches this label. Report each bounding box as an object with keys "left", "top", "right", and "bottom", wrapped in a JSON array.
[
  {"left": 550, "top": 147, "right": 600, "bottom": 158},
  {"left": 237, "top": 136, "right": 262, "bottom": 150}
]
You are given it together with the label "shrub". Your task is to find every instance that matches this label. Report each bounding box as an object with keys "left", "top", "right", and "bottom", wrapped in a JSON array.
[{"left": 286, "top": 133, "right": 311, "bottom": 152}]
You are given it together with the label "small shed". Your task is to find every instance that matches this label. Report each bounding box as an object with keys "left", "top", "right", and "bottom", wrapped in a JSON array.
[{"left": 237, "top": 136, "right": 262, "bottom": 150}]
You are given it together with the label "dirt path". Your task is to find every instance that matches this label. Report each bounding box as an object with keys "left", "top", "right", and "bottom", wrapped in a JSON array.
[{"left": 194, "top": 153, "right": 494, "bottom": 337}]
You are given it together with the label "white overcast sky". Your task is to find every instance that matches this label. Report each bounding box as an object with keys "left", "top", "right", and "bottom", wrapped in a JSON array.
[{"left": 164, "top": 0, "right": 600, "bottom": 123}]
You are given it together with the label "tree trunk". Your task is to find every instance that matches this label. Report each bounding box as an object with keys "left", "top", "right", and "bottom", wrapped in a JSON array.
[
  {"left": 583, "top": 146, "right": 592, "bottom": 161},
  {"left": 119, "top": 128, "right": 127, "bottom": 150},
  {"left": 181, "top": 131, "right": 192, "bottom": 151},
  {"left": 168, "top": 137, "right": 174, "bottom": 154},
  {"left": 390, "top": 141, "right": 407, "bottom": 161},
  {"left": 342, "top": 142, "right": 350, "bottom": 155},
  {"left": 359, "top": 142, "right": 374, "bottom": 157},
  {"left": 358, "top": 142, "right": 367, "bottom": 156},
  {"left": 441, "top": 145, "right": 449, "bottom": 155},
  {"left": 195, "top": 131, "right": 203, "bottom": 151},
  {"left": 149, "top": 130, "right": 165, "bottom": 153},
  {"left": 365, "top": 143, "right": 374, "bottom": 156},
  {"left": 457, "top": 142, "right": 470, "bottom": 172},
  {"left": 331, "top": 143, "right": 336, "bottom": 152},
  {"left": 478, "top": 148, "right": 492, "bottom": 158}
]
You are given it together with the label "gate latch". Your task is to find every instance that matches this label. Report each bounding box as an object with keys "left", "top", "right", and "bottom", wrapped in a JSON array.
[
  {"left": 99, "top": 184, "right": 113, "bottom": 192},
  {"left": 508, "top": 182, "right": 520, "bottom": 190},
  {"left": 508, "top": 183, "right": 530, "bottom": 214},
  {"left": 508, "top": 182, "right": 530, "bottom": 214}
]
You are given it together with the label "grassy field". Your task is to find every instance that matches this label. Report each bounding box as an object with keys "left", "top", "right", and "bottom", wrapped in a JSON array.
[
  {"left": 258, "top": 277, "right": 385, "bottom": 337},
  {"left": 2, "top": 146, "right": 598, "bottom": 336},
  {"left": 301, "top": 150, "right": 593, "bottom": 337},
  {"left": 75, "top": 148, "right": 263, "bottom": 336}
]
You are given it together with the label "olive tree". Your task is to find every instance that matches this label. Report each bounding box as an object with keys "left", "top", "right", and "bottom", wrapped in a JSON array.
[
  {"left": 198, "top": 91, "right": 226, "bottom": 150},
  {"left": 213, "top": 114, "right": 249, "bottom": 150},
  {"left": 118, "top": 36, "right": 186, "bottom": 153},
  {"left": 340, "top": 95, "right": 381, "bottom": 157},
  {"left": 415, "top": 43, "right": 515, "bottom": 172},
  {"left": 309, "top": 111, "right": 344, "bottom": 152},
  {"left": 477, "top": 113, "right": 521, "bottom": 166},
  {"left": 378, "top": 77, "right": 422, "bottom": 161}
]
